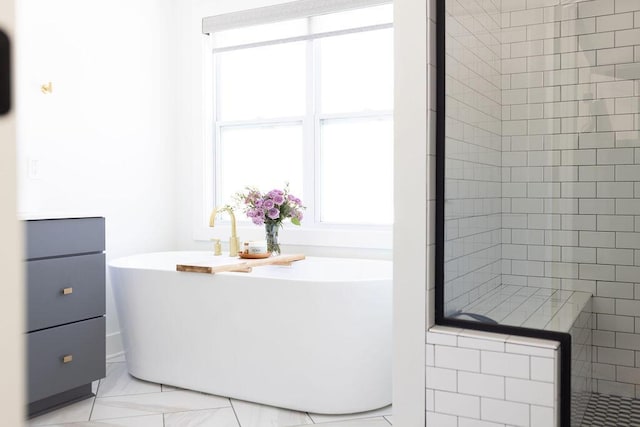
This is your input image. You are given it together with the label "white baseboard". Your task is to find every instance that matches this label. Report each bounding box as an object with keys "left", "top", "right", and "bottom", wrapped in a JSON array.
[
  {"left": 106, "top": 351, "right": 125, "bottom": 362},
  {"left": 106, "top": 331, "right": 123, "bottom": 359}
]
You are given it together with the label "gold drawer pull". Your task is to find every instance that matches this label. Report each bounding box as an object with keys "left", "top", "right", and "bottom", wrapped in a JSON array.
[
  {"left": 62, "top": 355, "right": 73, "bottom": 364},
  {"left": 62, "top": 287, "right": 73, "bottom": 295}
]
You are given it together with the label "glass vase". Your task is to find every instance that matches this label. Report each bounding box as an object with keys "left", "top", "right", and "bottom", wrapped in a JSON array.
[{"left": 265, "top": 222, "right": 281, "bottom": 256}]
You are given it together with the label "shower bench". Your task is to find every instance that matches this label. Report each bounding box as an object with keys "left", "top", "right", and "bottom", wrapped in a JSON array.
[
  {"left": 456, "top": 284, "right": 592, "bottom": 333},
  {"left": 438, "top": 285, "right": 593, "bottom": 426}
]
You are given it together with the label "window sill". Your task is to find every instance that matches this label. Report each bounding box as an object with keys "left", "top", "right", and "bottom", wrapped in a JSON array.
[{"left": 194, "top": 222, "right": 392, "bottom": 250}]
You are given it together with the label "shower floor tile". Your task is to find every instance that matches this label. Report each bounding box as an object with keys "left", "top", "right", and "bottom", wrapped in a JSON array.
[
  {"left": 27, "top": 359, "right": 392, "bottom": 427},
  {"left": 581, "top": 393, "right": 640, "bottom": 426}
]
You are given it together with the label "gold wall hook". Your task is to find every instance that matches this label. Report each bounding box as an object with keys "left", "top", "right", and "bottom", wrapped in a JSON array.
[{"left": 40, "top": 82, "right": 52, "bottom": 94}]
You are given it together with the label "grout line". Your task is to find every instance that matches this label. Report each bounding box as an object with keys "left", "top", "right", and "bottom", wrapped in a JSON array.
[
  {"left": 95, "top": 376, "right": 103, "bottom": 397},
  {"left": 96, "top": 365, "right": 163, "bottom": 399},
  {"left": 461, "top": 283, "right": 509, "bottom": 309},
  {"left": 312, "top": 415, "right": 391, "bottom": 425},
  {"left": 97, "top": 387, "right": 190, "bottom": 399},
  {"left": 541, "top": 291, "right": 572, "bottom": 331},
  {"left": 91, "top": 414, "right": 163, "bottom": 426},
  {"left": 97, "top": 389, "right": 165, "bottom": 399},
  {"left": 89, "top": 380, "right": 100, "bottom": 421},
  {"left": 463, "top": 284, "right": 520, "bottom": 316},
  {"left": 306, "top": 411, "right": 316, "bottom": 424},
  {"left": 494, "top": 286, "right": 549, "bottom": 325},
  {"left": 229, "top": 399, "right": 243, "bottom": 427},
  {"left": 519, "top": 290, "right": 556, "bottom": 329}
]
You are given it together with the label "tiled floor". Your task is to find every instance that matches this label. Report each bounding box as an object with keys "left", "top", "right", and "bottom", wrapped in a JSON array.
[
  {"left": 28, "top": 355, "right": 392, "bottom": 427},
  {"left": 580, "top": 393, "right": 640, "bottom": 427}
]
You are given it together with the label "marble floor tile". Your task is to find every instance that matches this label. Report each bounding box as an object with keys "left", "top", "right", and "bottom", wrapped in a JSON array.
[
  {"left": 30, "top": 414, "right": 163, "bottom": 427},
  {"left": 26, "top": 358, "right": 392, "bottom": 427},
  {"left": 231, "top": 399, "right": 313, "bottom": 427},
  {"left": 91, "top": 390, "right": 231, "bottom": 421},
  {"left": 97, "top": 363, "right": 161, "bottom": 397},
  {"left": 309, "top": 406, "right": 392, "bottom": 424},
  {"left": 28, "top": 397, "right": 95, "bottom": 426},
  {"left": 294, "top": 417, "right": 390, "bottom": 427},
  {"left": 164, "top": 407, "right": 240, "bottom": 427}
]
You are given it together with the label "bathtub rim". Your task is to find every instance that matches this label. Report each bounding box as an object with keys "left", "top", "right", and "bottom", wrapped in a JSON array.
[{"left": 108, "top": 251, "right": 393, "bottom": 284}]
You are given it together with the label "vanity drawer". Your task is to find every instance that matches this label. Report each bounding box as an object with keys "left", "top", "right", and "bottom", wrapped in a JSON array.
[
  {"left": 27, "top": 317, "right": 105, "bottom": 403},
  {"left": 26, "top": 217, "right": 105, "bottom": 259},
  {"left": 27, "top": 253, "right": 105, "bottom": 332}
]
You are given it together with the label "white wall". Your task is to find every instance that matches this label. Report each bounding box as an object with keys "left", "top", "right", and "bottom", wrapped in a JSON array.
[
  {"left": 0, "top": 1, "right": 26, "bottom": 423},
  {"left": 393, "top": 0, "right": 431, "bottom": 425},
  {"left": 16, "top": 0, "right": 179, "bottom": 356}
]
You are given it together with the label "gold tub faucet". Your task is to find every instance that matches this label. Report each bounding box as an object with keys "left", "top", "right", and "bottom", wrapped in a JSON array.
[{"left": 209, "top": 206, "right": 240, "bottom": 257}]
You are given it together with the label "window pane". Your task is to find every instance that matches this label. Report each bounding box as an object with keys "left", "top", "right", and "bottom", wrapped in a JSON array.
[
  {"left": 218, "top": 124, "right": 303, "bottom": 207},
  {"left": 319, "top": 29, "right": 393, "bottom": 114},
  {"left": 216, "top": 42, "right": 306, "bottom": 121},
  {"left": 320, "top": 118, "right": 393, "bottom": 224}
]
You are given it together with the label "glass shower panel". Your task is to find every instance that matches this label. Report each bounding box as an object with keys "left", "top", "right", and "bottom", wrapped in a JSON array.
[
  {"left": 442, "top": 0, "right": 640, "bottom": 424},
  {"left": 443, "top": 0, "right": 503, "bottom": 323},
  {"left": 444, "top": 0, "right": 640, "bottom": 331}
]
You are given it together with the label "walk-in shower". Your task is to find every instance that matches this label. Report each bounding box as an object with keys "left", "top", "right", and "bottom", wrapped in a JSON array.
[{"left": 436, "top": 0, "right": 640, "bottom": 425}]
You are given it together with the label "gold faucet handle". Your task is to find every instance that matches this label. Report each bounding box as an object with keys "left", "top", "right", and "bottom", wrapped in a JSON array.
[{"left": 212, "top": 238, "right": 222, "bottom": 256}]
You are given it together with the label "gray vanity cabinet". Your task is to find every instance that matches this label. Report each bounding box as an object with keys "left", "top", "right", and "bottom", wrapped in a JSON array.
[{"left": 25, "top": 217, "right": 106, "bottom": 417}]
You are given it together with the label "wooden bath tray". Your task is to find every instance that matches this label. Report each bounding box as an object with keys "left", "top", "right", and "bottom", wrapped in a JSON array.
[{"left": 176, "top": 253, "right": 305, "bottom": 274}]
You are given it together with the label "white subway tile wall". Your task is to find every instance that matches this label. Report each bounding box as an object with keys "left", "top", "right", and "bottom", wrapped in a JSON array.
[
  {"left": 500, "top": 0, "right": 640, "bottom": 399},
  {"left": 441, "top": 0, "right": 640, "bottom": 423},
  {"left": 426, "top": 327, "right": 561, "bottom": 427},
  {"left": 425, "top": 305, "right": 592, "bottom": 425},
  {"left": 444, "top": 0, "right": 503, "bottom": 314}
]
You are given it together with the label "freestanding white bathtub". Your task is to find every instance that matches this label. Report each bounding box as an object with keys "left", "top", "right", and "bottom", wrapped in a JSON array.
[{"left": 108, "top": 251, "right": 392, "bottom": 414}]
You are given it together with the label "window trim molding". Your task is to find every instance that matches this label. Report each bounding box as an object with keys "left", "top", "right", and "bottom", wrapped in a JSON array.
[
  {"left": 202, "top": 0, "right": 391, "bottom": 34},
  {"left": 196, "top": 3, "right": 394, "bottom": 251},
  {"left": 192, "top": 221, "right": 392, "bottom": 250},
  {"left": 211, "top": 23, "right": 393, "bottom": 54}
]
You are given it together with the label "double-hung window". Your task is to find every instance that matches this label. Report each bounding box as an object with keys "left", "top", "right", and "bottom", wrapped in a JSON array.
[{"left": 202, "top": 1, "right": 393, "bottom": 246}]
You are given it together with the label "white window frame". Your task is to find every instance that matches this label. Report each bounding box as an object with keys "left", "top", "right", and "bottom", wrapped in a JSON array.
[{"left": 195, "top": 2, "right": 393, "bottom": 250}]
